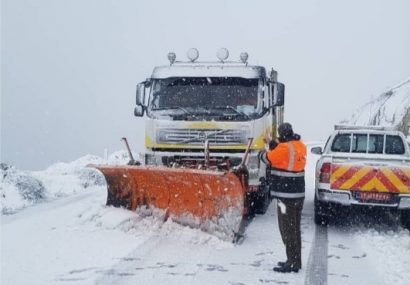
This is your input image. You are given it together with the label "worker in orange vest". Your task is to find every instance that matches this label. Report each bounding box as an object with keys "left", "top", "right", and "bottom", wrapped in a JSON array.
[{"left": 259, "top": 122, "right": 307, "bottom": 273}]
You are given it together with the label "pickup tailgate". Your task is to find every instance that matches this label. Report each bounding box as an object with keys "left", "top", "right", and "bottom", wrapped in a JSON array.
[{"left": 330, "top": 160, "right": 410, "bottom": 201}]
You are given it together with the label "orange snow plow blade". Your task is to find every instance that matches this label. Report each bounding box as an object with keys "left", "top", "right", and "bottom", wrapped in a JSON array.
[{"left": 90, "top": 165, "right": 246, "bottom": 238}]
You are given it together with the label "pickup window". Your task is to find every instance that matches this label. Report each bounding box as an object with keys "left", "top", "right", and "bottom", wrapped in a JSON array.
[
  {"left": 367, "top": 134, "right": 384, "bottom": 153},
  {"left": 385, "top": 135, "right": 405, "bottom": 154},
  {"left": 352, "top": 134, "right": 367, "bottom": 153},
  {"left": 331, "top": 133, "right": 405, "bottom": 155},
  {"left": 331, "top": 134, "right": 351, "bottom": 152}
]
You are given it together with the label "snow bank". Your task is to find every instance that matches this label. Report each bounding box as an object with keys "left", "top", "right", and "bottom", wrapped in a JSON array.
[
  {"left": 1, "top": 163, "right": 46, "bottom": 214},
  {"left": 342, "top": 77, "right": 410, "bottom": 131},
  {"left": 0, "top": 150, "right": 134, "bottom": 215}
]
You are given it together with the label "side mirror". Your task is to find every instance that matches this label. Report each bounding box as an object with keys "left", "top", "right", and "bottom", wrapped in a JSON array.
[
  {"left": 136, "top": 83, "right": 146, "bottom": 106},
  {"left": 134, "top": 105, "right": 145, "bottom": 117},
  {"left": 274, "top": 82, "right": 285, "bottom": 107},
  {"left": 311, "top": 146, "right": 323, "bottom": 155}
]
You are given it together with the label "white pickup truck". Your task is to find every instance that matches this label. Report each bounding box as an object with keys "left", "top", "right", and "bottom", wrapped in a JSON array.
[{"left": 311, "top": 126, "right": 410, "bottom": 229}]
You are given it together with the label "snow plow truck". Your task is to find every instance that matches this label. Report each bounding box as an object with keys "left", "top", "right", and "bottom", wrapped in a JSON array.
[{"left": 91, "top": 49, "right": 285, "bottom": 240}]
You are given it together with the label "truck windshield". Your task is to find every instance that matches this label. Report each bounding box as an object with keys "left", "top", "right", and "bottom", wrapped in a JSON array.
[{"left": 147, "top": 77, "right": 263, "bottom": 121}]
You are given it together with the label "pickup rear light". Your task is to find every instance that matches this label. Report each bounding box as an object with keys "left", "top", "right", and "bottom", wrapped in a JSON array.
[{"left": 319, "top": 162, "right": 331, "bottom": 183}]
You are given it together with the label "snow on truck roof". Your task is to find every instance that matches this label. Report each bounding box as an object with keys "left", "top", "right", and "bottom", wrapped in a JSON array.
[
  {"left": 334, "top": 125, "right": 404, "bottom": 136},
  {"left": 151, "top": 63, "right": 267, "bottom": 79},
  {"left": 334, "top": 125, "right": 397, "bottom": 131}
]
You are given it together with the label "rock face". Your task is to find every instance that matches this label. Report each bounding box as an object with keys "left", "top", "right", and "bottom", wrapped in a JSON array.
[{"left": 342, "top": 77, "right": 410, "bottom": 136}]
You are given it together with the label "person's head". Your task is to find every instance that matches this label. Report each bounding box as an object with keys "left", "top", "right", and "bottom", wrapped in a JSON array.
[{"left": 278, "top": 122, "right": 294, "bottom": 141}]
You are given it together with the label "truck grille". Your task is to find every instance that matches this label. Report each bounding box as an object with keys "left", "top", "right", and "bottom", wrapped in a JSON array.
[{"left": 157, "top": 128, "right": 247, "bottom": 145}]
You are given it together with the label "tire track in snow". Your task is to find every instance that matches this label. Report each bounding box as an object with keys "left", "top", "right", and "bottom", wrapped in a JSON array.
[
  {"left": 2, "top": 190, "right": 98, "bottom": 225},
  {"left": 304, "top": 225, "right": 328, "bottom": 285}
]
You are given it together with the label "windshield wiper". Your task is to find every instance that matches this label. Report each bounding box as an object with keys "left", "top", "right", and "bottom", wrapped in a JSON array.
[{"left": 212, "top": 105, "right": 251, "bottom": 119}]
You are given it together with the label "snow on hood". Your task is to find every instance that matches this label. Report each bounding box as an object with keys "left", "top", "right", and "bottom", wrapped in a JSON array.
[
  {"left": 0, "top": 150, "right": 136, "bottom": 215},
  {"left": 342, "top": 77, "right": 410, "bottom": 128}
]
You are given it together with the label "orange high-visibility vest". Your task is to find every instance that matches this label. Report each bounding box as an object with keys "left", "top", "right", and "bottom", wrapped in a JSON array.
[{"left": 267, "top": 140, "right": 307, "bottom": 172}]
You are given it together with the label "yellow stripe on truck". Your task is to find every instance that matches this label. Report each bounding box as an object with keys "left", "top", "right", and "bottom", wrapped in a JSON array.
[
  {"left": 340, "top": 167, "right": 371, "bottom": 190},
  {"left": 145, "top": 134, "right": 154, "bottom": 148},
  {"left": 330, "top": 164, "right": 410, "bottom": 193},
  {"left": 330, "top": 165, "right": 350, "bottom": 184},
  {"left": 361, "top": 177, "right": 389, "bottom": 192},
  {"left": 150, "top": 144, "right": 250, "bottom": 150},
  {"left": 381, "top": 168, "right": 407, "bottom": 192}
]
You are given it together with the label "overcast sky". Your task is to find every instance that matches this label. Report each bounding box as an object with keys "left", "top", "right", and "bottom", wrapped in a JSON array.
[{"left": 2, "top": 0, "right": 410, "bottom": 170}]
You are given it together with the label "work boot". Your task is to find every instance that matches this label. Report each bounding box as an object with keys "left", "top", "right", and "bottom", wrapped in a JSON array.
[
  {"left": 273, "top": 263, "right": 300, "bottom": 273},
  {"left": 277, "top": 261, "right": 287, "bottom": 267}
]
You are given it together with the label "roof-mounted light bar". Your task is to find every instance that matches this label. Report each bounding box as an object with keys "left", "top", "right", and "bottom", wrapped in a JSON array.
[
  {"left": 334, "top": 125, "right": 397, "bottom": 131},
  {"left": 167, "top": 52, "right": 176, "bottom": 65},
  {"left": 216, "top": 48, "right": 229, "bottom": 62},
  {"left": 166, "top": 49, "right": 251, "bottom": 64},
  {"left": 240, "top": 52, "right": 248, "bottom": 64},
  {"left": 187, "top": 48, "right": 199, "bottom": 62}
]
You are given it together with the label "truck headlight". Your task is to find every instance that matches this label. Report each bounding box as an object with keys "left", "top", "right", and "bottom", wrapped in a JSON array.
[{"left": 157, "top": 130, "right": 168, "bottom": 143}]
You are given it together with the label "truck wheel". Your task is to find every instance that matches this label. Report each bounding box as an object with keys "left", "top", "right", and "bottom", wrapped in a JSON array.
[
  {"left": 250, "top": 186, "right": 271, "bottom": 215},
  {"left": 314, "top": 196, "right": 330, "bottom": 226},
  {"left": 400, "top": 210, "right": 410, "bottom": 230}
]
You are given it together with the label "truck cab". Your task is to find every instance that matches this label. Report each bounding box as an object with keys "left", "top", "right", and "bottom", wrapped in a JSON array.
[{"left": 134, "top": 49, "right": 285, "bottom": 214}]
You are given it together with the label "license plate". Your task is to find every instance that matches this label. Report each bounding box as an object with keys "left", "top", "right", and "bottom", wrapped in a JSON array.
[{"left": 358, "top": 192, "right": 391, "bottom": 202}]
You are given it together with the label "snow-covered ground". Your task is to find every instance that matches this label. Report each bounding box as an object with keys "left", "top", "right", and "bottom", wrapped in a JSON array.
[
  {"left": 1, "top": 151, "right": 133, "bottom": 215},
  {"left": 2, "top": 143, "right": 409, "bottom": 285}
]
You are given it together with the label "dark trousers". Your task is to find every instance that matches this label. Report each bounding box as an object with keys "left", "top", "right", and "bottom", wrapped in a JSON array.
[{"left": 277, "top": 198, "right": 304, "bottom": 268}]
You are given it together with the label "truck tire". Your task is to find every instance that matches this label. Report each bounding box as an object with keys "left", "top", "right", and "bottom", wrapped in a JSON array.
[
  {"left": 400, "top": 210, "right": 410, "bottom": 230},
  {"left": 314, "top": 196, "right": 330, "bottom": 226},
  {"left": 250, "top": 186, "right": 271, "bottom": 215}
]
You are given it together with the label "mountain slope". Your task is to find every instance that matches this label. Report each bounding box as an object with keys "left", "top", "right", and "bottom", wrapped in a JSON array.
[{"left": 342, "top": 77, "right": 410, "bottom": 136}]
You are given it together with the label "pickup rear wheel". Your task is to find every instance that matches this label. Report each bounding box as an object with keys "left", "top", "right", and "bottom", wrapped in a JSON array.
[
  {"left": 400, "top": 210, "right": 410, "bottom": 230},
  {"left": 314, "top": 196, "right": 331, "bottom": 226}
]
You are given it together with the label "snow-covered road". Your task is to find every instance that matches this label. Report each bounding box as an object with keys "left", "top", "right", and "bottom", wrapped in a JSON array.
[
  {"left": 2, "top": 190, "right": 316, "bottom": 285},
  {"left": 95, "top": 200, "right": 316, "bottom": 285},
  {"left": 2, "top": 147, "right": 410, "bottom": 285},
  {"left": 3, "top": 188, "right": 410, "bottom": 284}
]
